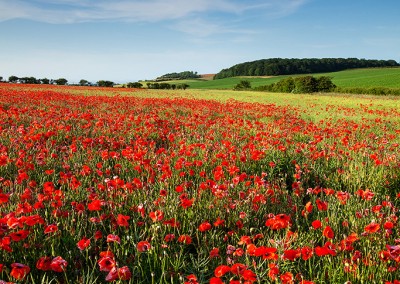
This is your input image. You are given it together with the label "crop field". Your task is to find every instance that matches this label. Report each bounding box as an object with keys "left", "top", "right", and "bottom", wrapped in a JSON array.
[
  {"left": 159, "top": 67, "right": 400, "bottom": 90},
  {"left": 1, "top": 83, "right": 400, "bottom": 283}
]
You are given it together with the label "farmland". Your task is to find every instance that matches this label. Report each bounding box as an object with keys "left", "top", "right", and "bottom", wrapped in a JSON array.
[
  {"left": 0, "top": 83, "right": 400, "bottom": 283},
  {"left": 153, "top": 67, "right": 400, "bottom": 90}
]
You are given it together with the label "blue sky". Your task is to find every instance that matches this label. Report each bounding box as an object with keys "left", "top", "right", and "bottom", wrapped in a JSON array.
[{"left": 1, "top": 0, "right": 399, "bottom": 83}]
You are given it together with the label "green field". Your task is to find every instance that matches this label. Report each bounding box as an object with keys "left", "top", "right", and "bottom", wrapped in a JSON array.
[{"left": 154, "top": 67, "right": 400, "bottom": 90}]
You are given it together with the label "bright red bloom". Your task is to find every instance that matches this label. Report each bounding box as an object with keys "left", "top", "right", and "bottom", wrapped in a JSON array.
[
  {"left": 316, "top": 199, "right": 328, "bottom": 211},
  {"left": 9, "top": 229, "right": 30, "bottom": 242},
  {"left": 280, "top": 272, "right": 294, "bottom": 284},
  {"left": 117, "top": 266, "right": 132, "bottom": 281},
  {"left": 10, "top": 263, "right": 30, "bottom": 280},
  {"left": 50, "top": 256, "right": 68, "bottom": 272},
  {"left": 116, "top": 214, "right": 130, "bottom": 227},
  {"left": 98, "top": 256, "right": 116, "bottom": 272},
  {"left": 0, "top": 193, "right": 9, "bottom": 204},
  {"left": 178, "top": 234, "right": 192, "bottom": 245},
  {"left": 323, "top": 225, "right": 335, "bottom": 239},
  {"left": 106, "top": 234, "right": 121, "bottom": 244},
  {"left": 230, "top": 263, "right": 247, "bottom": 275},
  {"left": 137, "top": 240, "right": 151, "bottom": 252},
  {"left": 283, "top": 249, "right": 301, "bottom": 261},
  {"left": 311, "top": 219, "right": 322, "bottom": 229},
  {"left": 164, "top": 234, "right": 175, "bottom": 242},
  {"left": 36, "top": 256, "right": 52, "bottom": 271},
  {"left": 254, "top": 246, "right": 278, "bottom": 260},
  {"left": 185, "top": 274, "right": 198, "bottom": 284},
  {"left": 44, "top": 224, "right": 58, "bottom": 234},
  {"left": 209, "top": 277, "right": 224, "bottom": 284},
  {"left": 301, "top": 246, "right": 313, "bottom": 260},
  {"left": 77, "top": 237, "right": 91, "bottom": 250},
  {"left": 88, "top": 199, "right": 103, "bottom": 211},
  {"left": 149, "top": 210, "right": 164, "bottom": 222},
  {"left": 210, "top": 247, "right": 220, "bottom": 258},
  {"left": 364, "top": 222, "right": 380, "bottom": 233},
  {"left": 214, "top": 265, "right": 231, "bottom": 277},
  {"left": 198, "top": 221, "right": 212, "bottom": 232},
  {"left": 265, "top": 214, "right": 291, "bottom": 230}
]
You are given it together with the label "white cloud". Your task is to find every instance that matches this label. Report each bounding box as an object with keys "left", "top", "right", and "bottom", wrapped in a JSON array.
[{"left": 0, "top": 0, "right": 308, "bottom": 24}]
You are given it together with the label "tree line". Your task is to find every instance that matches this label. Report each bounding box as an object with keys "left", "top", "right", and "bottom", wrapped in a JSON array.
[
  {"left": 214, "top": 58, "right": 400, "bottom": 79},
  {"left": 156, "top": 71, "right": 200, "bottom": 81}
]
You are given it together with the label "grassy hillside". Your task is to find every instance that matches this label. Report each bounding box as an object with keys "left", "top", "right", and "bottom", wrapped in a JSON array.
[{"left": 154, "top": 67, "right": 400, "bottom": 90}]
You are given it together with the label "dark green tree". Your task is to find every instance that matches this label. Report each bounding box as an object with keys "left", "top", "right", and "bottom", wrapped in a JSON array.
[
  {"left": 234, "top": 80, "right": 251, "bottom": 90},
  {"left": 40, "top": 78, "right": 50, "bottom": 84},
  {"left": 55, "top": 78, "right": 68, "bottom": 85},
  {"left": 126, "top": 82, "right": 143, "bottom": 88},
  {"left": 9, "top": 75, "right": 19, "bottom": 83},
  {"left": 79, "top": 79, "right": 89, "bottom": 86},
  {"left": 97, "top": 80, "right": 114, "bottom": 87}
]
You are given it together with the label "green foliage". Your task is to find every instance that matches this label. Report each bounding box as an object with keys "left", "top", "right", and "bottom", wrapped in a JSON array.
[
  {"left": 97, "top": 80, "right": 114, "bottom": 87},
  {"left": 156, "top": 71, "right": 201, "bottom": 81},
  {"left": 233, "top": 80, "right": 251, "bottom": 90},
  {"left": 54, "top": 78, "right": 68, "bottom": 85},
  {"left": 40, "top": 78, "right": 50, "bottom": 84},
  {"left": 126, "top": 82, "right": 143, "bottom": 88},
  {"left": 8, "top": 75, "right": 19, "bottom": 83},
  {"left": 214, "top": 58, "right": 400, "bottom": 79},
  {"left": 147, "top": 82, "right": 189, "bottom": 90},
  {"left": 255, "top": 76, "right": 336, "bottom": 93}
]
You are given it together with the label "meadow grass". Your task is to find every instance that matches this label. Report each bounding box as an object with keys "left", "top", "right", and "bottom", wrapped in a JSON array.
[{"left": 153, "top": 67, "right": 400, "bottom": 90}]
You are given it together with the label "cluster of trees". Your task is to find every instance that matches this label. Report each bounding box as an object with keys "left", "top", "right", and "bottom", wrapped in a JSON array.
[
  {"left": 214, "top": 58, "right": 400, "bottom": 79},
  {"left": 5, "top": 75, "right": 68, "bottom": 85},
  {"left": 156, "top": 71, "right": 200, "bottom": 81},
  {"left": 255, "top": 76, "right": 336, "bottom": 93},
  {"left": 146, "top": 82, "right": 189, "bottom": 90},
  {"left": 233, "top": 80, "right": 252, "bottom": 90}
]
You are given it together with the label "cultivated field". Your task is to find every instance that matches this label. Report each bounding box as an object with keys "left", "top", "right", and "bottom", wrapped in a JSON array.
[
  {"left": 155, "top": 67, "right": 400, "bottom": 90},
  {"left": 0, "top": 83, "right": 399, "bottom": 283}
]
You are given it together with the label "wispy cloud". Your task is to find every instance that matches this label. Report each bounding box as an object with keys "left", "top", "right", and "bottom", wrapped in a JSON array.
[{"left": 0, "top": 0, "right": 308, "bottom": 24}]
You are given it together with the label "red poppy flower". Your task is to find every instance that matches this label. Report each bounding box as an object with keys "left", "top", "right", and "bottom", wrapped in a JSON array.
[
  {"left": 311, "top": 219, "right": 322, "bottom": 229},
  {"left": 44, "top": 224, "right": 58, "bottom": 234},
  {"left": 137, "top": 240, "right": 151, "bottom": 252},
  {"left": 323, "top": 226, "right": 335, "bottom": 239},
  {"left": 364, "top": 222, "right": 380, "bottom": 233},
  {"left": 9, "top": 230, "right": 30, "bottom": 242},
  {"left": 178, "top": 234, "right": 192, "bottom": 245},
  {"left": 88, "top": 199, "right": 103, "bottom": 211},
  {"left": 98, "top": 256, "right": 116, "bottom": 272},
  {"left": 198, "top": 221, "right": 212, "bottom": 232},
  {"left": 10, "top": 263, "right": 30, "bottom": 280},
  {"left": 106, "top": 234, "right": 121, "bottom": 244},
  {"left": 116, "top": 214, "right": 130, "bottom": 227},
  {"left": 149, "top": 210, "right": 164, "bottom": 222},
  {"left": 36, "top": 256, "right": 52, "bottom": 271},
  {"left": 265, "top": 214, "right": 291, "bottom": 230},
  {"left": 283, "top": 249, "right": 301, "bottom": 261},
  {"left": 280, "top": 271, "right": 294, "bottom": 284},
  {"left": 77, "top": 237, "right": 91, "bottom": 250},
  {"left": 230, "top": 263, "right": 247, "bottom": 275},
  {"left": 214, "top": 265, "right": 230, "bottom": 277},
  {"left": 209, "top": 277, "right": 224, "bottom": 284},
  {"left": 50, "top": 256, "right": 68, "bottom": 272}
]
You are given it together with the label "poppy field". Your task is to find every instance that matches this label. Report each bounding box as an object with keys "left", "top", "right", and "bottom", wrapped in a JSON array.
[{"left": 0, "top": 83, "right": 400, "bottom": 283}]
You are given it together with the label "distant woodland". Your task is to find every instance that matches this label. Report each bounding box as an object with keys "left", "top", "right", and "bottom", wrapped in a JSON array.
[
  {"left": 156, "top": 71, "right": 201, "bottom": 81},
  {"left": 214, "top": 58, "right": 400, "bottom": 79}
]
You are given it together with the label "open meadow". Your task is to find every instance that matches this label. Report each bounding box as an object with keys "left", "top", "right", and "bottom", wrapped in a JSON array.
[
  {"left": 1, "top": 83, "right": 400, "bottom": 283},
  {"left": 155, "top": 67, "right": 400, "bottom": 91}
]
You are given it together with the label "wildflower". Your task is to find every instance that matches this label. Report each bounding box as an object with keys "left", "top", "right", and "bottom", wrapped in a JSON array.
[
  {"left": 77, "top": 237, "right": 91, "bottom": 250},
  {"left": 10, "top": 263, "right": 30, "bottom": 280},
  {"left": 137, "top": 240, "right": 151, "bottom": 252},
  {"left": 36, "top": 256, "right": 52, "bottom": 271},
  {"left": 50, "top": 256, "right": 68, "bottom": 272}
]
